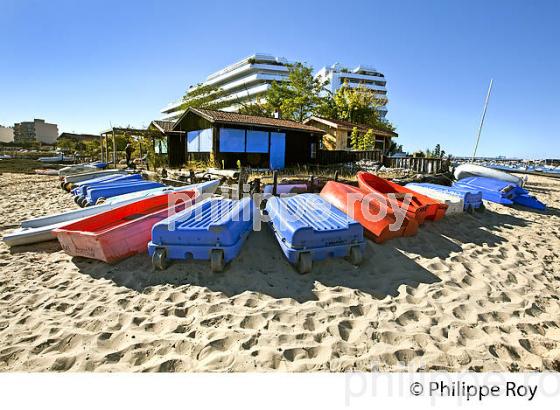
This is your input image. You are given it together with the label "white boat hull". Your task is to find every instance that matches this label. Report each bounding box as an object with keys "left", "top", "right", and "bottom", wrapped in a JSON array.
[
  {"left": 63, "top": 170, "right": 126, "bottom": 184},
  {"left": 454, "top": 164, "right": 523, "bottom": 186},
  {"left": 406, "top": 185, "right": 464, "bottom": 215},
  {"left": 4, "top": 180, "right": 220, "bottom": 247}
]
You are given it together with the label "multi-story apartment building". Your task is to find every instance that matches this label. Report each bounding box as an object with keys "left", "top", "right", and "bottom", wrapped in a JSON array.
[
  {"left": 314, "top": 64, "right": 388, "bottom": 118},
  {"left": 161, "top": 53, "right": 291, "bottom": 120},
  {"left": 0, "top": 125, "right": 14, "bottom": 143},
  {"left": 13, "top": 119, "right": 58, "bottom": 144},
  {"left": 161, "top": 56, "right": 390, "bottom": 121}
]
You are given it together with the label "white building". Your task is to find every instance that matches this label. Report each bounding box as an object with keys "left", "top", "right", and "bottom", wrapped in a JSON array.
[
  {"left": 161, "top": 53, "right": 291, "bottom": 120},
  {"left": 13, "top": 119, "right": 58, "bottom": 144},
  {"left": 315, "top": 64, "right": 388, "bottom": 118},
  {"left": 0, "top": 125, "right": 14, "bottom": 143}
]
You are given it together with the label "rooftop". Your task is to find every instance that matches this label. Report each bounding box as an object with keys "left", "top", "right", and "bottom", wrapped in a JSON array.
[
  {"left": 174, "top": 108, "right": 323, "bottom": 133},
  {"left": 304, "top": 116, "right": 397, "bottom": 138}
]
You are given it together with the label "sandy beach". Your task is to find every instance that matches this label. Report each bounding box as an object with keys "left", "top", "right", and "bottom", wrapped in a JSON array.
[{"left": 0, "top": 172, "right": 559, "bottom": 372}]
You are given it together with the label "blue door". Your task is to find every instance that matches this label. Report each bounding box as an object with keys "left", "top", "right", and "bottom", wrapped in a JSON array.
[{"left": 270, "top": 132, "right": 286, "bottom": 169}]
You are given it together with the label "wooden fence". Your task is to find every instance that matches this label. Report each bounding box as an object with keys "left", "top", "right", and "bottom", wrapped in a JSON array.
[
  {"left": 316, "top": 149, "right": 383, "bottom": 165},
  {"left": 383, "top": 156, "right": 449, "bottom": 174}
]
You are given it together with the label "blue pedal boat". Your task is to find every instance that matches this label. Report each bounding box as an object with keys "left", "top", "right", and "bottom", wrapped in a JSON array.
[
  {"left": 265, "top": 193, "right": 365, "bottom": 274},
  {"left": 148, "top": 197, "right": 256, "bottom": 272},
  {"left": 84, "top": 180, "right": 164, "bottom": 206},
  {"left": 454, "top": 177, "right": 546, "bottom": 210},
  {"left": 406, "top": 182, "right": 484, "bottom": 212}
]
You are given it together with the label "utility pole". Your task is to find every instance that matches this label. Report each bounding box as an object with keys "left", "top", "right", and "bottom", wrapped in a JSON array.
[{"left": 472, "top": 79, "right": 493, "bottom": 161}]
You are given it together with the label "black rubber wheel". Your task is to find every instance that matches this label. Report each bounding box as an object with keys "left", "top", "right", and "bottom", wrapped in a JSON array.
[
  {"left": 79, "top": 197, "right": 88, "bottom": 208},
  {"left": 152, "top": 248, "right": 168, "bottom": 271},
  {"left": 74, "top": 195, "right": 81, "bottom": 205},
  {"left": 96, "top": 197, "right": 106, "bottom": 205},
  {"left": 297, "top": 252, "right": 312, "bottom": 274},
  {"left": 210, "top": 249, "right": 225, "bottom": 272},
  {"left": 476, "top": 203, "right": 486, "bottom": 213},
  {"left": 347, "top": 246, "right": 363, "bottom": 266},
  {"left": 60, "top": 181, "right": 66, "bottom": 189}
]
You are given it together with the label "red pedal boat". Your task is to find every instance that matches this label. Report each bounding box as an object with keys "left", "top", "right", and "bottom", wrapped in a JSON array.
[
  {"left": 320, "top": 181, "right": 418, "bottom": 243},
  {"left": 357, "top": 171, "right": 447, "bottom": 222},
  {"left": 53, "top": 191, "right": 196, "bottom": 263}
]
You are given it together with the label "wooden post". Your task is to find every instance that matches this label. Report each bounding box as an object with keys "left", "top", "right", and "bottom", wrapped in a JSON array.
[
  {"left": 139, "top": 138, "right": 144, "bottom": 170},
  {"left": 272, "top": 170, "right": 278, "bottom": 196},
  {"left": 99, "top": 135, "right": 104, "bottom": 162},
  {"left": 112, "top": 128, "right": 116, "bottom": 168},
  {"left": 104, "top": 135, "right": 109, "bottom": 164},
  {"left": 334, "top": 170, "right": 339, "bottom": 182},
  {"left": 237, "top": 168, "right": 244, "bottom": 200}
]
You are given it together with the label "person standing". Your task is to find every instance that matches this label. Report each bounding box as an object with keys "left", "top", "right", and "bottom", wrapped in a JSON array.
[{"left": 125, "top": 143, "right": 133, "bottom": 168}]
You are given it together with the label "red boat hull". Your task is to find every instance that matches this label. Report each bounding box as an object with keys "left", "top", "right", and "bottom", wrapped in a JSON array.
[
  {"left": 357, "top": 171, "right": 447, "bottom": 222},
  {"left": 54, "top": 191, "right": 196, "bottom": 263},
  {"left": 320, "top": 181, "right": 418, "bottom": 243}
]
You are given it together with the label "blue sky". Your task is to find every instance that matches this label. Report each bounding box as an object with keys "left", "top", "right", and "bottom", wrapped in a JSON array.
[{"left": 1, "top": 0, "right": 558, "bottom": 158}]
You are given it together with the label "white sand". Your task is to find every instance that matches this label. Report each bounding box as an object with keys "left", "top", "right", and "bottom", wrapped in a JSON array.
[{"left": 0, "top": 172, "right": 559, "bottom": 372}]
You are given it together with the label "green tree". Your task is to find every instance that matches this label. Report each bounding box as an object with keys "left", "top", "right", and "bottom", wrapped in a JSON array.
[
  {"left": 237, "top": 97, "right": 271, "bottom": 116},
  {"left": 350, "top": 127, "right": 376, "bottom": 151},
  {"left": 362, "top": 129, "right": 375, "bottom": 150},
  {"left": 56, "top": 138, "right": 77, "bottom": 153},
  {"left": 329, "top": 82, "right": 394, "bottom": 132},
  {"left": 350, "top": 127, "right": 360, "bottom": 150},
  {"left": 240, "top": 62, "right": 325, "bottom": 122}
]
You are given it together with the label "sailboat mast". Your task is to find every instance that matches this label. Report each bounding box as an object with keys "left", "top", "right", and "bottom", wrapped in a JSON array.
[{"left": 471, "top": 79, "right": 494, "bottom": 161}]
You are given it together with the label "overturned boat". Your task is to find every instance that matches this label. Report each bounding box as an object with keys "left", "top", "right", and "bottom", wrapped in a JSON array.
[{"left": 320, "top": 181, "right": 418, "bottom": 243}]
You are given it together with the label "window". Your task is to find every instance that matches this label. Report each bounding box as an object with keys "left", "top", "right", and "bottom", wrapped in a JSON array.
[
  {"left": 187, "top": 128, "right": 212, "bottom": 152},
  {"left": 219, "top": 128, "right": 246, "bottom": 152},
  {"left": 310, "top": 142, "right": 317, "bottom": 159},
  {"left": 246, "top": 130, "right": 268, "bottom": 153},
  {"left": 155, "top": 139, "right": 168, "bottom": 154}
]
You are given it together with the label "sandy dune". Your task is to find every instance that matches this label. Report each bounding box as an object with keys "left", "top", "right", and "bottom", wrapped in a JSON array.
[{"left": 0, "top": 173, "right": 559, "bottom": 372}]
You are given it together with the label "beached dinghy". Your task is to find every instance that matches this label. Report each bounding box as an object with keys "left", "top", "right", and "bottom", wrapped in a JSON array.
[
  {"left": 357, "top": 171, "right": 447, "bottom": 222},
  {"left": 404, "top": 184, "right": 464, "bottom": 215},
  {"left": 454, "top": 177, "right": 545, "bottom": 210},
  {"left": 71, "top": 174, "right": 143, "bottom": 200},
  {"left": 320, "top": 181, "right": 418, "bottom": 243},
  {"left": 84, "top": 180, "right": 164, "bottom": 206},
  {"left": 454, "top": 163, "right": 524, "bottom": 186},
  {"left": 58, "top": 162, "right": 107, "bottom": 176},
  {"left": 3, "top": 181, "right": 219, "bottom": 247},
  {"left": 148, "top": 197, "right": 255, "bottom": 272},
  {"left": 61, "top": 170, "right": 128, "bottom": 190},
  {"left": 263, "top": 184, "right": 308, "bottom": 194},
  {"left": 53, "top": 191, "right": 197, "bottom": 263},
  {"left": 104, "top": 179, "right": 219, "bottom": 205},
  {"left": 265, "top": 193, "right": 365, "bottom": 274},
  {"left": 405, "top": 182, "right": 484, "bottom": 213}
]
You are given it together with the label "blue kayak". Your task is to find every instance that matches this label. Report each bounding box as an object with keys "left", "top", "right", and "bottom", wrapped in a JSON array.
[
  {"left": 85, "top": 181, "right": 164, "bottom": 206},
  {"left": 454, "top": 177, "right": 546, "bottom": 210},
  {"left": 265, "top": 193, "right": 365, "bottom": 274},
  {"left": 148, "top": 197, "right": 255, "bottom": 271},
  {"left": 406, "top": 182, "right": 484, "bottom": 212}
]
